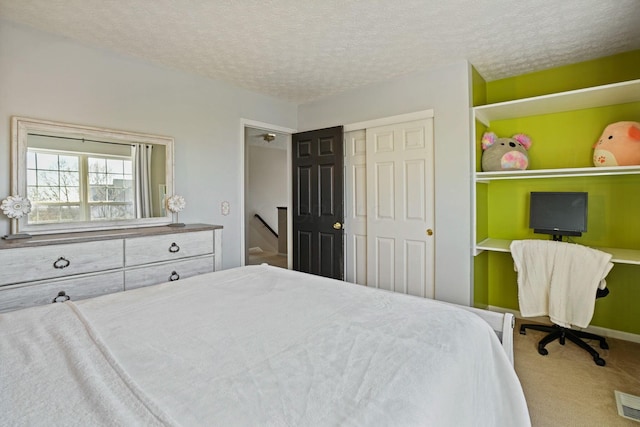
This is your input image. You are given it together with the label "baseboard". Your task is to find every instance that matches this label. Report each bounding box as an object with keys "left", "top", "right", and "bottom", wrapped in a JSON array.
[{"left": 487, "top": 305, "right": 640, "bottom": 344}]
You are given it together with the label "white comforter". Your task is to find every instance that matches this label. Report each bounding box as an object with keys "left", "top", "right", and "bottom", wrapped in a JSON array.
[{"left": 1, "top": 265, "right": 530, "bottom": 426}]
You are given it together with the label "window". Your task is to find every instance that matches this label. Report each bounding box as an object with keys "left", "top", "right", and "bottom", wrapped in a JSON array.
[
  {"left": 87, "top": 156, "right": 134, "bottom": 220},
  {"left": 27, "top": 149, "right": 134, "bottom": 223}
]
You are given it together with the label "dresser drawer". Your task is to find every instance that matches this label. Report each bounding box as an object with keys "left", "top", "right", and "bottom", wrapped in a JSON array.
[
  {"left": 125, "top": 256, "right": 214, "bottom": 290},
  {"left": 124, "top": 230, "right": 214, "bottom": 266},
  {"left": 0, "top": 271, "right": 124, "bottom": 313},
  {"left": 0, "top": 240, "right": 124, "bottom": 286}
]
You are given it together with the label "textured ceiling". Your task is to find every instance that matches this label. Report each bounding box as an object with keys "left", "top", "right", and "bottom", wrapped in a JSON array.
[{"left": 1, "top": 0, "right": 639, "bottom": 103}]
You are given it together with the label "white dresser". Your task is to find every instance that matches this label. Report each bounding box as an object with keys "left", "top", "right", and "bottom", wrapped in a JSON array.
[{"left": 0, "top": 224, "right": 222, "bottom": 312}]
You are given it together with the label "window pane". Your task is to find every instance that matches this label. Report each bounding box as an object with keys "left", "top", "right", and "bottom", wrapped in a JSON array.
[
  {"left": 109, "top": 187, "right": 125, "bottom": 202},
  {"left": 90, "top": 205, "right": 108, "bottom": 220},
  {"left": 88, "top": 172, "right": 107, "bottom": 185},
  {"left": 88, "top": 158, "right": 105, "bottom": 172},
  {"left": 27, "top": 186, "right": 39, "bottom": 201},
  {"left": 60, "top": 206, "right": 81, "bottom": 221},
  {"left": 37, "top": 170, "right": 59, "bottom": 186},
  {"left": 107, "top": 159, "right": 124, "bottom": 174},
  {"left": 64, "top": 187, "right": 80, "bottom": 202},
  {"left": 37, "top": 153, "right": 60, "bottom": 170},
  {"left": 26, "top": 150, "right": 84, "bottom": 225},
  {"left": 27, "top": 151, "right": 36, "bottom": 169},
  {"left": 26, "top": 170, "right": 37, "bottom": 186},
  {"left": 35, "top": 205, "right": 60, "bottom": 223},
  {"left": 28, "top": 204, "right": 42, "bottom": 221},
  {"left": 37, "top": 187, "right": 60, "bottom": 202},
  {"left": 59, "top": 170, "right": 79, "bottom": 187},
  {"left": 123, "top": 161, "right": 132, "bottom": 175},
  {"left": 110, "top": 204, "right": 134, "bottom": 219},
  {"left": 58, "top": 155, "right": 79, "bottom": 171},
  {"left": 90, "top": 186, "right": 107, "bottom": 201}
]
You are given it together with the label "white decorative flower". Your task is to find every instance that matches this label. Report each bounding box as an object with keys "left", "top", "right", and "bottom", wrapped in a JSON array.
[
  {"left": 1, "top": 195, "right": 32, "bottom": 219},
  {"left": 166, "top": 195, "right": 186, "bottom": 213}
]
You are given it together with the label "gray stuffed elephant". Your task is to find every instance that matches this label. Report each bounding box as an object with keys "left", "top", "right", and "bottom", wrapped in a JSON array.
[{"left": 481, "top": 132, "right": 532, "bottom": 171}]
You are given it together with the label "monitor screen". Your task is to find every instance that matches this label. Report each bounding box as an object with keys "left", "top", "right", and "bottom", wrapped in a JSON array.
[{"left": 529, "top": 191, "right": 588, "bottom": 238}]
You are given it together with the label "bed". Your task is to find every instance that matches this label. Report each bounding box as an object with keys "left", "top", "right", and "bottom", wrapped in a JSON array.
[{"left": 1, "top": 264, "right": 530, "bottom": 426}]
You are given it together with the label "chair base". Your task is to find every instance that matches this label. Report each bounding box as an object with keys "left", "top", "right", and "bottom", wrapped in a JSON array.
[{"left": 520, "top": 323, "right": 608, "bottom": 366}]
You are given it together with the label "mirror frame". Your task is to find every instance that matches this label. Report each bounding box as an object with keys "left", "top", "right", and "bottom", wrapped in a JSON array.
[{"left": 11, "top": 116, "right": 175, "bottom": 235}]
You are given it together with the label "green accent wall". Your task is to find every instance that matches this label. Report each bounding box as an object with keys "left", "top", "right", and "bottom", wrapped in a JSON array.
[
  {"left": 471, "top": 65, "right": 487, "bottom": 107},
  {"left": 472, "top": 50, "right": 640, "bottom": 335},
  {"left": 487, "top": 50, "right": 640, "bottom": 103}
]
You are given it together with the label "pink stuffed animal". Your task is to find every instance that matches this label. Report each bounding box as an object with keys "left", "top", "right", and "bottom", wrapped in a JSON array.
[
  {"left": 593, "top": 121, "right": 640, "bottom": 166},
  {"left": 481, "top": 132, "right": 532, "bottom": 171}
]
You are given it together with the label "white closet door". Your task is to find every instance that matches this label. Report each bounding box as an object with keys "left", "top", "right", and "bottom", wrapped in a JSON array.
[
  {"left": 344, "top": 129, "right": 367, "bottom": 285},
  {"left": 365, "top": 118, "right": 435, "bottom": 298}
]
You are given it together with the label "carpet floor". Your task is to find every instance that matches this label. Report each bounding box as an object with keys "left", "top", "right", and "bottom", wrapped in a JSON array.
[
  {"left": 514, "top": 319, "right": 640, "bottom": 426},
  {"left": 247, "top": 251, "right": 288, "bottom": 268}
]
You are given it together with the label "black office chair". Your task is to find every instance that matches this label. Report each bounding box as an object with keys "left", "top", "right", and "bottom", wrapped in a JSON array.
[{"left": 519, "top": 287, "right": 610, "bottom": 366}]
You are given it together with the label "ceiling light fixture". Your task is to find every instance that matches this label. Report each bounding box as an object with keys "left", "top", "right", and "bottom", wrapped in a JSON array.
[{"left": 263, "top": 133, "right": 276, "bottom": 142}]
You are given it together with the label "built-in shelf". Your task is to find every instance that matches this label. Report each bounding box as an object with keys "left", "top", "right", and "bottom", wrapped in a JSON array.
[
  {"left": 474, "top": 79, "right": 640, "bottom": 126},
  {"left": 475, "top": 165, "right": 640, "bottom": 183},
  {"left": 475, "top": 238, "right": 640, "bottom": 265},
  {"left": 472, "top": 77, "right": 640, "bottom": 270}
]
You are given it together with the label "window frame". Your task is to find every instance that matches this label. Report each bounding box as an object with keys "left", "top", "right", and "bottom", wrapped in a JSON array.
[{"left": 26, "top": 148, "right": 136, "bottom": 224}]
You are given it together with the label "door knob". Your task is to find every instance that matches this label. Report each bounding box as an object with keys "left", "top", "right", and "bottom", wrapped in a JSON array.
[
  {"left": 426, "top": 229, "right": 433, "bottom": 236},
  {"left": 333, "top": 222, "right": 343, "bottom": 230}
]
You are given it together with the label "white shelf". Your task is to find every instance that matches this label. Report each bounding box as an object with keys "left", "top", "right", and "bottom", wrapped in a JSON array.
[
  {"left": 474, "top": 79, "right": 640, "bottom": 126},
  {"left": 475, "top": 165, "right": 640, "bottom": 182},
  {"left": 475, "top": 238, "right": 640, "bottom": 265}
]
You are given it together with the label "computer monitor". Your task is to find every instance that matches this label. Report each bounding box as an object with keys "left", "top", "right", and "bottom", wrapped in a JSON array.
[{"left": 529, "top": 191, "right": 588, "bottom": 241}]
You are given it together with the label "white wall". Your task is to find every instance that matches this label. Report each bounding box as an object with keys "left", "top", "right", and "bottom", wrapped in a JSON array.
[
  {"left": 0, "top": 20, "right": 298, "bottom": 269},
  {"left": 1, "top": 20, "right": 474, "bottom": 303},
  {"left": 298, "top": 62, "right": 474, "bottom": 305}
]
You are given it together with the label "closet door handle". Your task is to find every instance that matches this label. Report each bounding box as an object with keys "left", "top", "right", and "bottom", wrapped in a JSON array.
[
  {"left": 53, "top": 257, "right": 71, "bottom": 269},
  {"left": 169, "top": 242, "right": 180, "bottom": 253},
  {"left": 169, "top": 271, "right": 180, "bottom": 281}
]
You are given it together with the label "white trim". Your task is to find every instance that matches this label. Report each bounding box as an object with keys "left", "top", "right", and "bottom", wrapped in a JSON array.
[
  {"left": 240, "top": 119, "right": 298, "bottom": 136},
  {"left": 239, "top": 119, "right": 296, "bottom": 269},
  {"left": 487, "top": 305, "right": 640, "bottom": 344},
  {"left": 343, "top": 109, "right": 434, "bottom": 132}
]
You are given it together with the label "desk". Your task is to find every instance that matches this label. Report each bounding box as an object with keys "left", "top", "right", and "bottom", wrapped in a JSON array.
[{"left": 476, "top": 238, "right": 640, "bottom": 265}]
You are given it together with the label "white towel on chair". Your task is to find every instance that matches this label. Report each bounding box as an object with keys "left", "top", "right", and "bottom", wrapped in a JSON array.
[{"left": 510, "top": 240, "right": 613, "bottom": 329}]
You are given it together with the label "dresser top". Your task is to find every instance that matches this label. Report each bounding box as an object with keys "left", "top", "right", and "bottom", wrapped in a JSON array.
[{"left": 0, "top": 223, "right": 222, "bottom": 250}]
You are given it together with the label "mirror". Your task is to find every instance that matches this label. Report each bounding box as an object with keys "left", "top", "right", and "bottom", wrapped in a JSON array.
[{"left": 11, "top": 117, "right": 174, "bottom": 235}]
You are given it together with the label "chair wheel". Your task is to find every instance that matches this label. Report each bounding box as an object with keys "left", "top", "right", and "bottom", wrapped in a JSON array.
[
  {"left": 537, "top": 347, "right": 548, "bottom": 356},
  {"left": 595, "top": 357, "right": 606, "bottom": 366},
  {"left": 600, "top": 341, "right": 609, "bottom": 350}
]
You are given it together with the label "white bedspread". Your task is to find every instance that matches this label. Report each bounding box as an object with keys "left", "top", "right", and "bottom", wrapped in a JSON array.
[{"left": 1, "top": 265, "right": 530, "bottom": 426}]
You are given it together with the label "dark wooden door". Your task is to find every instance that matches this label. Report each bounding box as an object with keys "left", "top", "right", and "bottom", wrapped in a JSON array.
[{"left": 292, "top": 126, "right": 344, "bottom": 280}]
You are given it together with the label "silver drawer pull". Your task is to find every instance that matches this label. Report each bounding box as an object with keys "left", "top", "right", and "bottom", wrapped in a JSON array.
[
  {"left": 169, "top": 242, "right": 180, "bottom": 253},
  {"left": 53, "top": 257, "right": 71, "bottom": 269},
  {"left": 52, "top": 291, "right": 70, "bottom": 303},
  {"left": 169, "top": 271, "right": 180, "bottom": 281}
]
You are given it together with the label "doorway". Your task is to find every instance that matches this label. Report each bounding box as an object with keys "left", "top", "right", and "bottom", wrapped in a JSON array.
[{"left": 241, "top": 120, "right": 295, "bottom": 269}]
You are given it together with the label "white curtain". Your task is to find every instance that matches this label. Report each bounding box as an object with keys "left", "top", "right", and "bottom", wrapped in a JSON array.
[{"left": 132, "top": 144, "right": 153, "bottom": 218}]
